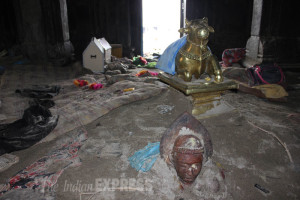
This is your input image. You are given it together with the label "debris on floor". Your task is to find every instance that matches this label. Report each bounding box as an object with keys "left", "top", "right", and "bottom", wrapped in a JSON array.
[
  {"left": 0, "top": 128, "right": 87, "bottom": 195},
  {"left": 0, "top": 102, "right": 58, "bottom": 155},
  {"left": 156, "top": 104, "right": 174, "bottom": 114},
  {"left": 223, "top": 66, "right": 288, "bottom": 101},
  {"left": 0, "top": 56, "right": 299, "bottom": 200},
  {"left": 220, "top": 48, "right": 246, "bottom": 68},
  {"left": 73, "top": 79, "right": 89, "bottom": 87},
  {"left": 254, "top": 183, "right": 270, "bottom": 194},
  {"left": 133, "top": 55, "right": 148, "bottom": 66},
  {"left": 0, "top": 154, "right": 19, "bottom": 173},
  {"left": 128, "top": 142, "right": 160, "bottom": 172},
  {"left": 135, "top": 70, "right": 159, "bottom": 77},
  {"left": 15, "top": 85, "right": 61, "bottom": 99},
  {"left": 253, "top": 84, "right": 288, "bottom": 99}
]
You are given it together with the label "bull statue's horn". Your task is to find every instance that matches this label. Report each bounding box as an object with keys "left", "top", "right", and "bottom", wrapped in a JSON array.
[{"left": 185, "top": 19, "right": 192, "bottom": 27}]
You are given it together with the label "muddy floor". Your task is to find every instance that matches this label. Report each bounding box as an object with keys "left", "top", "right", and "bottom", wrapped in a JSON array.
[{"left": 0, "top": 62, "right": 299, "bottom": 200}]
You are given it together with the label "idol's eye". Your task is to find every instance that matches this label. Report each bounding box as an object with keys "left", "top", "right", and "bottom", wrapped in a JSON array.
[
  {"left": 178, "top": 163, "right": 190, "bottom": 168},
  {"left": 192, "top": 163, "right": 201, "bottom": 169},
  {"left": 198, "top": 29, "right": 208, "bottom": 38}
]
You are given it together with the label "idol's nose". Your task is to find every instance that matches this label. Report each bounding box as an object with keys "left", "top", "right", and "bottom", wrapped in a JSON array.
[{"left": 187, "top": 167, "right": 193, "bottom": 176}]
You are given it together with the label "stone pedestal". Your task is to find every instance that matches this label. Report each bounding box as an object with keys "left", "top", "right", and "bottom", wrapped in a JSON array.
[{"left": 158, "top": 72, "right": 237, "bottom": 119}]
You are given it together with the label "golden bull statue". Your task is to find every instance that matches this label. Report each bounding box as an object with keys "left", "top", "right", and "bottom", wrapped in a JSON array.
[{"left": 175, "top": 18, "right": 223, "bottom": 83}]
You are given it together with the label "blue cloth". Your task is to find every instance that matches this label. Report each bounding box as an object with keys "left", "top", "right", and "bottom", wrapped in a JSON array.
[
  {"left": 128, "top": 142, "right": 160, "bottom": 172},
  {"left": 155, "top": 36, "right": 187, "bottom": 75}
]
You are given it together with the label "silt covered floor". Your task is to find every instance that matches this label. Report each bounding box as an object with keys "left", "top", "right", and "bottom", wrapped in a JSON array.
[{"left": 0, "top": 61, "right": 299, "bottom": 199}]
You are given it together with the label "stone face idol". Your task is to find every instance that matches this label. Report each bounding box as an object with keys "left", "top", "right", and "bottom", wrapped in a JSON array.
[
  {"left": 160, "top": 112, "right": 213, "bottom": 186},
  {"left": 172, "top": 135, "right": 204, "bottom": 184},
  {"left": 175, "top": 17, "right": 223, "bottom": 83}
]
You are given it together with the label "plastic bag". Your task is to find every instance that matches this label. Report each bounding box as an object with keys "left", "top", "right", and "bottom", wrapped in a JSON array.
[
  {"left": 0, "top": 103, "right": 59, "bottom": 155},
  {"left": 128, "top": 142, "right": 160, "bottom": 172}
]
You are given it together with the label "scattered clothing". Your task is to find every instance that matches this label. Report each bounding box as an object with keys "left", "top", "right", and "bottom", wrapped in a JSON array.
[
  {"left": 89, "top": 83, "right": 103, "bottom": 90},
  {"left": 135, "top": 70, "right": 159, "bottom": 77},
  {"left": 73, "top": 79, "right": 89, "bottom": 87},
  {"left": 144, "top": 62, "right": 157, "bottom": 68},
  {"left": 128, "top": 142, "right": 160, "bottom": 172},
  {"left": 16, "top": 85, "right": 61, "bottom": 99},
  {"left": 221, "top": 48, "right": 246, "bottom": 67},
  {"left": 0, "top": 103, "right": 59, "bottom": 155},
  {"left": 247, "top": 63, "right": 285, "bottom": 86},
  {"left": 253, "top": 84, "right": 288, "bottom": 99},
  {"left": 133, "top": 56, "right": 148, "bottom": 66},
  {"left": 0, "top": 129, "right": 87, "bottom": 195},
  {"left": 74, "top": 79, "right": 103, "bottom": 90},
  {"left": 223, "top": 67, "right": 288, "bottom": 99},
  {"left": 30, "top": 99, "right": 55, "bottom": 109}
]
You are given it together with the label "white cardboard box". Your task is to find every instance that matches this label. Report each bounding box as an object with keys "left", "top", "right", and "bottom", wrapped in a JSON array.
[{"left": 82, "top": 37, "right": 111, "bottom": 73}]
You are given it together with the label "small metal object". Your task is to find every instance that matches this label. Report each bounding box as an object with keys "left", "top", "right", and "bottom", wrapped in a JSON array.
[{"left": 254, "top": 184, "right": 270, "bottom": 194}]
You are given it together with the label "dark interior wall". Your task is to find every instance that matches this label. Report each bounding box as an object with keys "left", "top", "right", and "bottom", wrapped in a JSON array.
[
  {"left": 0, "top": 1, "right": 19, "bottom": 51},
  {"left": 186, "top": 0, "right": 253, "bottom": 59},
  {"left": 40, "top": 0, "right": 64, "bottom": 45},
  {"left": 0, "top": 0, "right": 142, "bottom": 60},
  {"left": 18, "top": 0, "right": 48, "bottom": 60},
  {"left": 1, "top": 0, "right": 298, "bottom": 63},
  {"left": 260, "top": 0, "right": 300, "bottom": 62},
  {"left": 260, "top": 0, "right": 300, "bottom": 37},
  {"left": 0, "top": 0, "right": 64, "bottom": 60},
  {"left": 67, "top": 0, "right": 142, "bottom": 59}
]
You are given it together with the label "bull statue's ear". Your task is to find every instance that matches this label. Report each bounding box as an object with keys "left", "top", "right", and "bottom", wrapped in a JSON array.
[
  {"left": 178, "top": 27, "right": 191, "bottom": 34},
  {"left": 185, "top": 19, "right": 192, "bottom": 27},
  {"left": 178, "top": 28, "right": 185, "bottom": 33},
  {"left": 208, "top": 26, "right": 214, "bottom": 33}
]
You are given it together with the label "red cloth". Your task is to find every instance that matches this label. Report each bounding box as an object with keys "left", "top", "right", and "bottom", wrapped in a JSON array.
[{"left": 221, "top": 48, "right": 246, "bottom": 67}]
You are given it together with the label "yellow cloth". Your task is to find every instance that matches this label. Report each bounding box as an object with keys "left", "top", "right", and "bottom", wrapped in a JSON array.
[{"left": 253, "top": 84, "right": 288, "bottom": 98}]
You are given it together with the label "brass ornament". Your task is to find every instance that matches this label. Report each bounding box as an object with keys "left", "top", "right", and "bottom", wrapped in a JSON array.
[{"left": 175, "top": 17, "right": 223, "bottom": 83}]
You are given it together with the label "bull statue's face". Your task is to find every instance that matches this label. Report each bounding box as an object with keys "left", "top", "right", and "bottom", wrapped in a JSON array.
[{"left": 178, "top": 17, "right": 214, "bottom": 41}]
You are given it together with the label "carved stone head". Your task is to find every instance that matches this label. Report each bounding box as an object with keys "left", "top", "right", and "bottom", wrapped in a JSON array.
[
  {"left": 160, "top": 112, "right": 213, "bottom": 185},
  {"left": 172, "top": 135, "right": 204, "bottom": 185}
]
